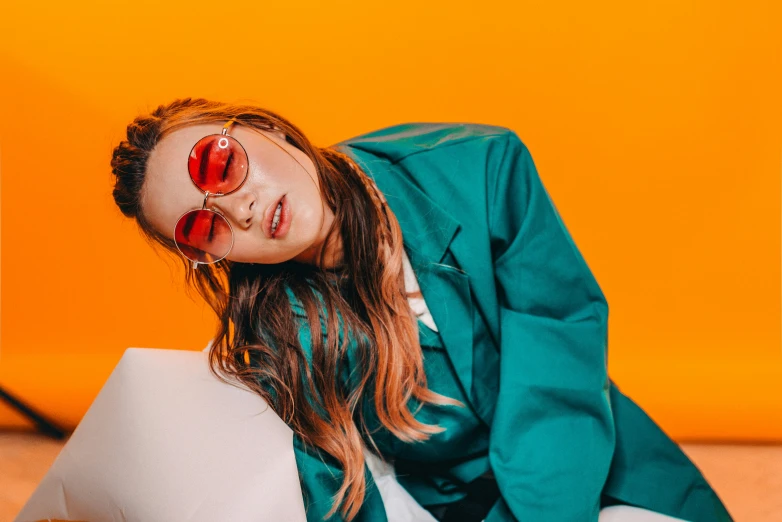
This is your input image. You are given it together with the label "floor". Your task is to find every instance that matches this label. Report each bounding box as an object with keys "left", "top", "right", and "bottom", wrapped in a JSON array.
[{"left": 1, "top": 431, "right": 780, "bottom": 521}]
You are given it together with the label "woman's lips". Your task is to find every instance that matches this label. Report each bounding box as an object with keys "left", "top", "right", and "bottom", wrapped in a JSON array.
[
  {"left": 264, "top": 194, "right": 291, "bottom": 239},
  {"left": 264, "top": 194, "right": 284, "bottom": 239},
  {"left": 271, "top": 194, "right": 291, "bottom": 239}
]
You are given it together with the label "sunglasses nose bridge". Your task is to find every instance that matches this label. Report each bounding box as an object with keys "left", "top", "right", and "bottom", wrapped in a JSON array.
[{"left": 201, "top": 191, "right": 212, "bottom": 210}]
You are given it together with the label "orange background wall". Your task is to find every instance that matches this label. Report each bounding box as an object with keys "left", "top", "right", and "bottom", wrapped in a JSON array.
[{"left": 0, "top": 1, "right": 780, "bottom": 440}]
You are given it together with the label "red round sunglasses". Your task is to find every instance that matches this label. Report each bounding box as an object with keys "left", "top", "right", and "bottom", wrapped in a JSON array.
[{"left": 174, "top": 118, "right": 249, "bottom": 269}]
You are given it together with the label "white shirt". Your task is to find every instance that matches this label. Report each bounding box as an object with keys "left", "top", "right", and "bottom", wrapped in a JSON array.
[{"left": 401, "top": 248, "right": 439, "bottom": 333}]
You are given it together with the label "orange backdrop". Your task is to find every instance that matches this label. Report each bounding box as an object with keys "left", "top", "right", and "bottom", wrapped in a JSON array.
[{"left": 0, "top": 1, "right": 780, "bottom": 441}]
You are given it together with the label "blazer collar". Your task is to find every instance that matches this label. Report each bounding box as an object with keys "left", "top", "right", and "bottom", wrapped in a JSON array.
[
  {"left": 332, "top": 143, "right": 459, "bottom": 266},
  {"left": 333, "top": 143, "right": 488, "bottom": 426}
]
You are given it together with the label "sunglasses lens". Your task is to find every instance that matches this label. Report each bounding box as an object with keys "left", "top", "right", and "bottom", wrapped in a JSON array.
[
  {"left": 174, "top": 209, "right": 233, "bottom": 264},
  {"left": 188, "top": 134, "right": 248, "bottom": 194}
]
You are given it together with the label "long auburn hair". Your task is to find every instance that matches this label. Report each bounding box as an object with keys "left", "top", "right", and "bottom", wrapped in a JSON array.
[{"left": 110, "top": 97, "right": 466, "bottom": 521}]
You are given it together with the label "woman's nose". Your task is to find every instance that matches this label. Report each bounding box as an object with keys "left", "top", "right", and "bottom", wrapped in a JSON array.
[{"left": 215, "top": 190, "right": 258, "bottom": 229}]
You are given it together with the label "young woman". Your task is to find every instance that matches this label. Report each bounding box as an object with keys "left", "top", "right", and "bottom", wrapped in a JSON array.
[{"left": 109, "top": 97, "right": 733, "bottom": 522}]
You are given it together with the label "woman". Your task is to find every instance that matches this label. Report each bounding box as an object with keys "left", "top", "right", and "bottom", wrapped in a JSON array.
[{"left": 110, "top": 97, "right": 733, "bottom": 522}]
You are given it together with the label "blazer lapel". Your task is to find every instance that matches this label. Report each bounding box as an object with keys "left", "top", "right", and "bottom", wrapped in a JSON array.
[{"left": 334, "top": 144, "right": 480, "bottom": 415}]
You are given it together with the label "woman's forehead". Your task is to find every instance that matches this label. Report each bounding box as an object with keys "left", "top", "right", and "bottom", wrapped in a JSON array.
[
  {"left": 144, "top": 124, "right": 224, "bottom": 235},
  {"left": 156, "top": 123, "right": 226, "bottom": 158},
  {"left": 143, "top": 123, "right": 284, "bottom": 235},
  {"left": 151, "top": 123, "right": 282, "bottom": 168}
]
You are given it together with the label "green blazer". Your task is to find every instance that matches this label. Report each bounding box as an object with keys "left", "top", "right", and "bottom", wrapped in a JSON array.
[{"left": 284, "top": 123, "right": 733, "bottom": 522}]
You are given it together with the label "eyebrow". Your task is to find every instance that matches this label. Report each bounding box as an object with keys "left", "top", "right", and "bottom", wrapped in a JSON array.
[
  {"left": 197, "top": 140, "right": 214, "bottom": 185},
  {"left": 181, "top": 211, "right": 218, "bottom": 245},
  {"left": 197, "top": 140, "right": 234, "bottom": 185},
  {"left": 181, "top": 211, "right": 198, "bottom": 242}
]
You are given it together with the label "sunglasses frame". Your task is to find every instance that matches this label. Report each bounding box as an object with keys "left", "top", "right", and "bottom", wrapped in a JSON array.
[{"left": 173, "top": 118, "right": 249, "bottom": 270}]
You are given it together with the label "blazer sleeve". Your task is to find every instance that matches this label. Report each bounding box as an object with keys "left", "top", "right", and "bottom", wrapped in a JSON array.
[
  {"left": 484, "top": 131, "right": 616, "bottom": 522},
  {"left": 283, "top": 292, "right": 389, "bottom": 522}
]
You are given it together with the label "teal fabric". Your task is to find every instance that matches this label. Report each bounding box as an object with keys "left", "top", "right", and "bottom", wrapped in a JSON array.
[
  {"left": 281, "top": 123, "right": 734, "bottom": 522},
  {"left": 363, "top": 319, "right": 492, "bottom": 508}
]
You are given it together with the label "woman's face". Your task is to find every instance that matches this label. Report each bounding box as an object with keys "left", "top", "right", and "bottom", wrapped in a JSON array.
[{"left": 142, "top": 122, "right": 336, "bottom": 266}]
